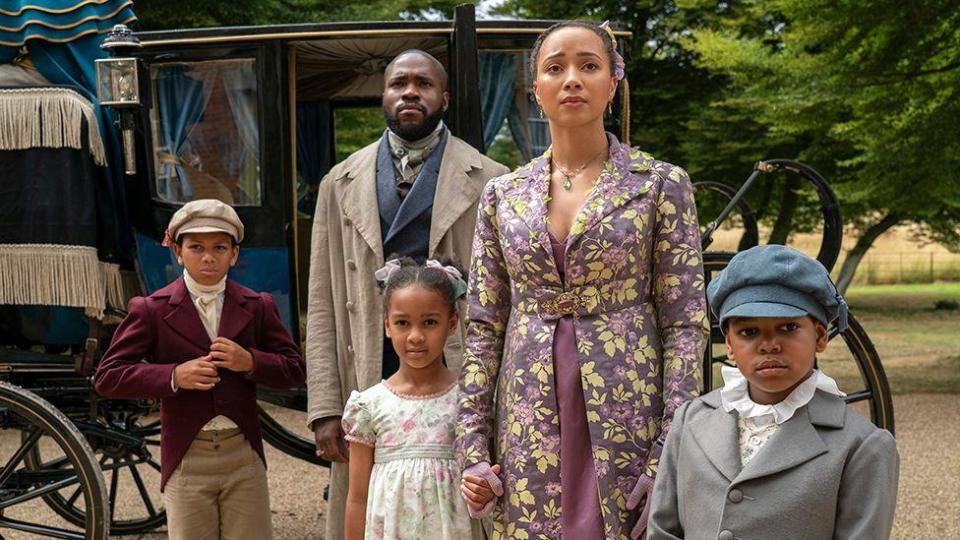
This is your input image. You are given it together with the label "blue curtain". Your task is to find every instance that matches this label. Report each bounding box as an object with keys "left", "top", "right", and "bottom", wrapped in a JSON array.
[
  {"left": 155, "top": 66, "right": 209, "bottom": 201},
  {"left": 478, "top": 52, "right": 517, "bottom": 151},
  {"left": 222, "top": 61, "right": 260, "bottom": 202},
  {"left": 296, "top": 101, "right": 331, "bottom": 186},
  {"left": 0, "top": 1, "right": 137, "bottom": 265},
  {"left": 296, "top": 101, "right": 331, "bottom": 215},
  {"left": 478, "top": 51, "right": 552, "bottom": 162}
]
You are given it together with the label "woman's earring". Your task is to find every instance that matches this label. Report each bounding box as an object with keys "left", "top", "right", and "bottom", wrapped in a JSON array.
[
  {"left": 607, "top": 101, "right": 613, "bottom": 115},
  {"left": 539, "top": 106, "right": 544, "bottom": 119}
]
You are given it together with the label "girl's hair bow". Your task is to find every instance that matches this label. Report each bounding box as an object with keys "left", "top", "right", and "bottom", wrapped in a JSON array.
[
  {"left": 373, "top": 259, "right": 402, "bottom": 284},
  {"left": 425, "top": 259, "right": 468, "bottom": 299}
]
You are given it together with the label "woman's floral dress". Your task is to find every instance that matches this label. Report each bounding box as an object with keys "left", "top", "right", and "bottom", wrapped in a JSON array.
[
  {"left": 342, "top": 381, "right": 479, "bottom": 540},
  {"left": 455, "top": 134, "right": 709, "bottom": 539}
]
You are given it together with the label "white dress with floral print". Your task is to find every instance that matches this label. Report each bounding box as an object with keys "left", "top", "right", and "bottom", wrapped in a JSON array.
[{"left": 342, "top": 381, "right": 475, "bottom": 540}]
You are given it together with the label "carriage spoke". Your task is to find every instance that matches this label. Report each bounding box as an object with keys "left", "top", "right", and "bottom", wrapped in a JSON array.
[
  {"left": 109, "top": 458, "right": 119, "bottom": 520},
  {"left": 0, "top": 475, "right": 83, "bottom": 510},
  {"left": 147, "top": 457, "right": 162, "bottom": 472},
  {"left": 65, "top": 485, "right": 83, "bottom": 507},
  {"left": 0, "top": 427, "right": 42, "bottom": 486},
  {"left": 711, "top": 354, "right": 734, "bottom": 367},
  {"left": 828, "top": 326, "right": 842, "bottom": 340},
  {"left": 0, "top": 515, "right": 85, "bottom": 539},
  {"left": 125, "top": 456, "right": 158, "bottom": 516},
  {"left": 843, "top": 390, "right": 873, "bottom": 403}
]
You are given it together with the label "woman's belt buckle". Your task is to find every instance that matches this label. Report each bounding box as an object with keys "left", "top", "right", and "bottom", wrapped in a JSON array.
[{"left": 544, "top": 291, "right": 581, "bottom": 316}]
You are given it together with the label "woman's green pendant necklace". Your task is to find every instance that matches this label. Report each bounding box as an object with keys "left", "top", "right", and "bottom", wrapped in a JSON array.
[{"left": 553, "top": 150, "right": 603, "bottom": 191}]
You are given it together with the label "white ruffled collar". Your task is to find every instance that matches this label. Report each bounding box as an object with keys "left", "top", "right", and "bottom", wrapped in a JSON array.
[
  {"left": 720, "top": 366, "right": 845, "bottom": 424},
  {"left": 183, "top": 269, "right": 226, "bottom": 298}
]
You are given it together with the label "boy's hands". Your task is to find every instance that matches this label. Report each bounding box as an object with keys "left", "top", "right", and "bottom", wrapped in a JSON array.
[
  {"left": 172, "top": 339, "right": 254, "bottom": 392},
  {"left": 461, "top": 463, "right": 502, "bottom": 518},
  {"left": 209, "top": 337, "right": 254, "bottom": 373},
  {"left": 173, "top": 356, "right": 219, "bottom": 390}
]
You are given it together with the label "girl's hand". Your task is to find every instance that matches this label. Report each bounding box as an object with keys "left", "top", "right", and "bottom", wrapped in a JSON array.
[
  {"left": 626, "top": 473, "right": 655, "bottom": 539},
  {"left": 461, "top": 463, "right": 502, "bottom": 518},
  {"left": 209, "top": 337, "right": 254, "bottom": 373}
]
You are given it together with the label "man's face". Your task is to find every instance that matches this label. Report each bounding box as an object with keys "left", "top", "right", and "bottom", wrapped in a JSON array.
[{"left": 382, "top": 53, "right": 449, "bottom": 141}]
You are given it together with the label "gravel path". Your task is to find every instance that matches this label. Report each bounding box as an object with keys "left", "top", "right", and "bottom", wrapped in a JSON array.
[{"left": 0, "top": 394, "right": 954, "bottom": 539}]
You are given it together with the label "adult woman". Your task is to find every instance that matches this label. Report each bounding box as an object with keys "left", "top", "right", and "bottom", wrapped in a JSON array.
[{"left": 455, "top": 21, "right": 709, "bottom": 539}]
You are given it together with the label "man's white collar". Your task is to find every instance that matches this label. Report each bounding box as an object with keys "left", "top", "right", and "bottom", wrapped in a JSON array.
[{"left": 719, "top": 366, "right": 845, "bottom": 424}]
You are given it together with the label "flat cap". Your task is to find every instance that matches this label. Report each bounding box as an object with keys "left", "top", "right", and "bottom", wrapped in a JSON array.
[
  {"left": 166, "top": 199, "right": 244, "bottom": 244},
  {"left": 707, "top": 245, "right": 848, "bottom": 332}
]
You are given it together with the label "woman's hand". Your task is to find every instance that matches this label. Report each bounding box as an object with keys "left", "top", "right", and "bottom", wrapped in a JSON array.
[
  {"left": 461, "top": 463, "right": 503, "bottom": 518},
  {"left": 626, "top": 474, "right": 656, "bottom": 539}
]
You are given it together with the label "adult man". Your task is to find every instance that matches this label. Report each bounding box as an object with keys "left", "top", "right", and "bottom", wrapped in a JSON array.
[{"left": 305, "top": 50, "right": 509, "bottom": 539}]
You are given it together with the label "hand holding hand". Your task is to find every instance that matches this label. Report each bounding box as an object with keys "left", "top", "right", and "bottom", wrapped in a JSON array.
[
  {"left": 209, "top": 337, "right": 254, "bottom": 373},
  {"left": 626, "top": 474, "right": 656, "bottom": 539},
  {"left": 173, "top": 356, "right": 219, "bottom": 390},
  {"left": 461, "top": 463, "right": 503, "bottom": 518},
  {"left": 313, "top": 416, "right": 349, "bottom": 463}
]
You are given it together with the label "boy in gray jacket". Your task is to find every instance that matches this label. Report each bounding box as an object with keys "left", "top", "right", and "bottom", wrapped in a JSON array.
[{"left": 648, "top": 245, "right": 899, "bottom": 540}]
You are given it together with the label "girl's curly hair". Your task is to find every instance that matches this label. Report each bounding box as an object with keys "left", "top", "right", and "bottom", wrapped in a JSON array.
[{"left": 379, "top": 256, "right": 465, "bottom": 314}]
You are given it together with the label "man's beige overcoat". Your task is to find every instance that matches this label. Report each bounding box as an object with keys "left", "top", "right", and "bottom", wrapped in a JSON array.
[{"left": 305, "top": 133, "right": 508, "bottom": 540}]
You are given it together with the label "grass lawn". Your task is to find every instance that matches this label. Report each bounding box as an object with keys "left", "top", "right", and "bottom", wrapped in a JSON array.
[{"left": 834, "top": 284, "right": 959, "bottom": 394}]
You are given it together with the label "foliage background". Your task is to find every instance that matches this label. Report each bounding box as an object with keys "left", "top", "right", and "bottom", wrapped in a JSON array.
[{"left": 133, "top": 0, "right": 960, "bottom": 289}]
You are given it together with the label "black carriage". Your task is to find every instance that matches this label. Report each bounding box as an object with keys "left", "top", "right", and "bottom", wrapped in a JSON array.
[{"left": 0, "top": 4, "right": 891, "bottom": 538}]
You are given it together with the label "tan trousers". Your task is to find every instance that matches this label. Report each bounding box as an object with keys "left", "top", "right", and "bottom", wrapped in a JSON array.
[{"left": 164, "top": 428, "right": 272, "bottom": 540}]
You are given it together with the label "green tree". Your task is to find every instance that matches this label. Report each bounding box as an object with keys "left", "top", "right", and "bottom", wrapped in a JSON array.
[{"left": 681, "top": 0, "right": 960, "bottom": 291}]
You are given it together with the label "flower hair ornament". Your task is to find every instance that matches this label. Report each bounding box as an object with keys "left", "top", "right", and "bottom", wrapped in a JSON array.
[
  {"left": 599, "top": 21, "right": 626, "bottom": 81},
  {"left": 374, "top": 259, "right": 468, "bottom": 299},
  {"left": 425, "top": 259, "right": 468, "bottom": 299},
  {"left": 373, "top": 259, "right": 402, "bottom": 284}
]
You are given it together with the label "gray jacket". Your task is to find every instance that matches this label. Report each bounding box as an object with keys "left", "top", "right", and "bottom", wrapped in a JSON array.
[{"left": 648, "top": 388, "right": 899, "bottom": 540}]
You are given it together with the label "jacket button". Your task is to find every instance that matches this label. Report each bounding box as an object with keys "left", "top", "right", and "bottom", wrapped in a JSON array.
[
  {"left": 343, "top": 218, "right": 352, "bottom": 227},
  {"left": 727, "top": 489, "right": 743, "bottom": 503},
  {"left": 346, "top": 301, "right": 356, "bottom": 312},
  {"left": 347, "top": 345, "right": 354, "bottom": 356},
  {"left": 718, "top": 530, "right": 734, "bottom": 540},
  {"left": 347, "top": 260, "right": 357, "bottom": 271}
]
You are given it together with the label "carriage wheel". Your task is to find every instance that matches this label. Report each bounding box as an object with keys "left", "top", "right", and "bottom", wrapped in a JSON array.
[
  {"left": 693, "top": 180, "right": 760, "bottom": 253},
  {"left": 25, "top": 407, "right": 166, "bottom": 535},
  {"left": 702, "top": 255, "right": 895, "bottom": 434},
  {"left": 0, "top": 381, "right": 109, "bottom": 539},
  {"left": 259, "top": 403, "right": 326, "bottom": 466}
]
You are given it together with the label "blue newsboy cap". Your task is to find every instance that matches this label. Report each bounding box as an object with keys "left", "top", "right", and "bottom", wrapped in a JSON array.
[{"left": 707, "top": 245, "right": 848, "bottom": 332}]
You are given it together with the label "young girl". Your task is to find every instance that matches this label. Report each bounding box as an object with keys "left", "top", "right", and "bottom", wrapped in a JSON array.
[
  {"left": 342, "top": 258, "right": 482, "bottom": 540},
  {"left": 648, "top": 245, "right": 900, "bottom": 539}
]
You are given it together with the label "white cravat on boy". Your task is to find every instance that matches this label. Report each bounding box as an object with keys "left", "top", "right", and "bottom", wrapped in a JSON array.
[
  {"left": 182, "top": 269, "right": 238, "bottom": 431},
  {"left": 720, "top": 366, "right": 844, "bottom": 466}
]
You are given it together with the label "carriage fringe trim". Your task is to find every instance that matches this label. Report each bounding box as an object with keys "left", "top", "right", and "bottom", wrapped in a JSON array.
[
  {"left": 0, "top": 87, "right": 106, "bottom": 166},
  {"left": 0, "top": 243, "right": 129, "bottom": 319}
]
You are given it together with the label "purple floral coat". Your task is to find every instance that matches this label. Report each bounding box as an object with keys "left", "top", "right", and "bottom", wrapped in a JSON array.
[{"left": 455, "top": 135, "right": 708, "bottom": 539}]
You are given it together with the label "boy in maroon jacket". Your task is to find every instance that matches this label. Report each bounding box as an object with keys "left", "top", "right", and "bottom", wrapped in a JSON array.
[{"left": 95, "top": 199, "right": 305, "bottom": 540}]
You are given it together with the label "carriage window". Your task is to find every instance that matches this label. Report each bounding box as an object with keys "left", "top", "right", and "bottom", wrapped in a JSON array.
[{"left": 149, "top": 59, "right": 261, "bottom": 206}]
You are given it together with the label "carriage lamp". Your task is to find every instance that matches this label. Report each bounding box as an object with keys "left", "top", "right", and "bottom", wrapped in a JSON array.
[{"left": 96, "top": 24, "right": 142, "bottom": 175}]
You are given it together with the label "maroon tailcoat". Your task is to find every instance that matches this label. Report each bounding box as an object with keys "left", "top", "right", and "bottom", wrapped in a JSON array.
[{"left": 94, "top": 277, "right": 305, "bottom": 490}]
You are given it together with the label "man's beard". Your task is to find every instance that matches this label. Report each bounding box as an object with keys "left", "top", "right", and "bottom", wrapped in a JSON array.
[{"left": 384, "top": 104, "right": 444, "bottom": 141}]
